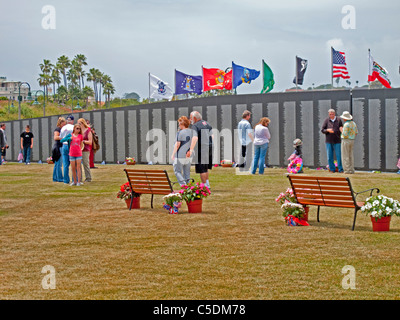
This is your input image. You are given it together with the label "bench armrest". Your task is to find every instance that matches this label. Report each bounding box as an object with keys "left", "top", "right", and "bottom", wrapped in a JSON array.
[{"left": 354, "top": 188, "right": 380, "bottom": 199}]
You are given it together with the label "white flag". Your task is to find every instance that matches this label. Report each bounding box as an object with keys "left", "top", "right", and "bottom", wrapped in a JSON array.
[{"left": 149, "top": 73, "right": 173, "bottom": 100}]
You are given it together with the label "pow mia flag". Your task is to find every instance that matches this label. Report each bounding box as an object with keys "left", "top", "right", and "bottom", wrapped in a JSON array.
[{"left": 293, "top": 56, "right": 308, "bottom": 86}]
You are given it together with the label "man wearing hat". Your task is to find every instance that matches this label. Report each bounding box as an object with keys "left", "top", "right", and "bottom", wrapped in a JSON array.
[
  {"left": 60, "top": 115, "right": 75, "bottom": 184},
  {"left": 237, "top": 110, "right": 254, "bottom": 170},
  {"left": 340, "top": 111, "right": 358, "bottom": 174}
]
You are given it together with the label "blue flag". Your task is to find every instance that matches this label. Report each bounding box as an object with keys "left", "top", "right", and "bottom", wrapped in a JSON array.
[
  {"left": 232, "top": 62, "right": 260, "bottom": 89},
  {"left": 175, "top": 69, "right": 203, "bottom": 95}
]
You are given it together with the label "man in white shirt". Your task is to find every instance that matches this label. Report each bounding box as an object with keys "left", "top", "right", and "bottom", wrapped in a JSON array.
[{"left": 60, "top": 115, "right": 74, "bottom": 183}]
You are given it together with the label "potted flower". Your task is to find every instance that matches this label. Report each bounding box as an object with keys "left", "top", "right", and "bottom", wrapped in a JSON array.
[
  {"left": 163, "top": 192, "right": 183, "bottom": 214},
  {"left": 275, "top": 188, "right": 296, "bottom": 205},
  {"left": 117, "top": 182, "right": 141, "bottom": 209},
  {"left": 47, "top": 157, "right": 54, "bottom": 164},
  {"left": 276, "top": 188, "right": 309, "bottom": 223},
  {"left": 361, "top": 195, "right": 400, "bottom": 232},
  {"left": 281, "top": 202, "right": 309, "bottom": 226},
  {"left": 179, "top": 182, "right": 211, "bottom": 213},
  {"left": 221, "top": 159, "right": 234, "bottom": 167},
  {"left": 126, "top": 157, "right": 136, "bottom": 165}
]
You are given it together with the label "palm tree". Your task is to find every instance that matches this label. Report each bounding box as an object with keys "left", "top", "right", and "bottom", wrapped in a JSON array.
[
  {"left": 103, "top": 82, "right": 115, "bottom": 107},
  {"left": 87, "top": 68, "right": 99, "bottom": 103},
  {"left": 57, "top": 85, "right": 68, "bottom": 104},
  {"left": 39, "top": 59, "right": 53, "bottom": 74},
  {"left": 56, "top": 55, "right": 71, "bottom": 89},
  {"left": 97, "top": 70, "right": 104, "bottom": 105},
  {"left": 51, "top": 68, "right": 61, "bottom": 102},
  {"left": 39, "top": 59, "right": 54, "bottom": 99},
  {"left": 74, "top": 54, "right": 88, "bottom": 88},
  {"left": 37, "top": 73, "right": 51, "bottom": 102},
  {"left": 81, "top": 86, "right": 95, "bottom": 108},
  {"left": 67, "top": 68, "right": 79, "bottom": 89}
]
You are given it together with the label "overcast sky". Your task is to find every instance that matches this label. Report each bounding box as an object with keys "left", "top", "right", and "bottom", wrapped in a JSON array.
[{"left": 1, "top": 0, "right": 399, "bottom": 99}]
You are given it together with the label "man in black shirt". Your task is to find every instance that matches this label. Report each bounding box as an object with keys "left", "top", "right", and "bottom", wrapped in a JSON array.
[
  {"left": 20, "top": 125, "right": 34, "bottom": 164},
  {"left": 321, "top": 109, "right": 343, "bottom": 173},
  {"left": 186, "top": 111, "right": 213, "bottom": 188}
]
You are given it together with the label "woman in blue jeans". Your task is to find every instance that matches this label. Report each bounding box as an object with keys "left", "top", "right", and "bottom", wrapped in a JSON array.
[
  {"left": 53, "top": 117, "right": 66, "bottom": 182},
  {"left": 251, "top": 117, "right": 271, "bottom": 175}
]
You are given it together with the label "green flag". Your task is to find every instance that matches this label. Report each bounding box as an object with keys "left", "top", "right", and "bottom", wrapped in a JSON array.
[{"left": 261, "top": 60, "right": 275, "bottom": 93}]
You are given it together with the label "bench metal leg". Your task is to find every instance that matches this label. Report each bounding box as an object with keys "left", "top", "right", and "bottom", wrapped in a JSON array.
[
  {"left": 352, "top": 208, "right": 359, "bottom": 231},
  {"left": 129, "top": 197, "right": 133, "bottom": 210},
  {"left": 317, "top": 206, "right": 320, "bottom": 222},
  {"left": 151, "top": 194, "right": 154, "bottom": 209}
]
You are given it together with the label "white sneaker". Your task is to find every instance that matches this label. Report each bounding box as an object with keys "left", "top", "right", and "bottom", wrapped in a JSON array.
[
  {"left": 70, "top": 182, "right": 76, "bottom": 186},
  {"left": 76, "top": 182, "right": 81, "bottom": 186}
]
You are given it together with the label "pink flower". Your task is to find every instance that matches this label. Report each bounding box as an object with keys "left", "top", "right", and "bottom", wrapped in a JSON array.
[
  {"left": 200, "top": 183, "right": 204, "bottom": 188},
  {"left": 191, "top": 186, "right": 195, "bottom": 190},
  {"left": 196, "top": 190, "right": 200, "bottom": 194}
]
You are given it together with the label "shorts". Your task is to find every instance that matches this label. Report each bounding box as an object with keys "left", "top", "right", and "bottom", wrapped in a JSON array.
[
  {"left": 69, "top": 156, "right": 82, "bottom": 161},
  {"left": 195, "top": 163, "right": 212, "bottom": 174},
  {"left": 1, "top": 148, "right": 6, "bottom": 157}
]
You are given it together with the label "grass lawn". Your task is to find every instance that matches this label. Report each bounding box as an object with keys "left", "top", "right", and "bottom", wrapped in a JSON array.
[{"left": 1, "top": 163, "right": 400, "bottom": 300}]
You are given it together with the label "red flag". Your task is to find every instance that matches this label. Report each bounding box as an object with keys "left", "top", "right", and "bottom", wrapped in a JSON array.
[
  {"left": 202, "top": 67, "right": 232, "bottom": 91},
  {"left": 224, "top": 69, "right": 232, "bottom": 90}
]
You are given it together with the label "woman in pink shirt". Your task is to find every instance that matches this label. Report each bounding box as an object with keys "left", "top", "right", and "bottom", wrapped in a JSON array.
[{"left": 69, "top": 124, "right": 84, "bottom": 186}]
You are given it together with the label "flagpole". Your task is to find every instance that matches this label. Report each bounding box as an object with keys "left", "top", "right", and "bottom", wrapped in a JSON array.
[
  {"left": 174, "top": 69, "right": 176, "bottom": 99},
  {"left": 368, "top": 49, "right": 371, "bottom": 90},
  {"left": 295, "top": 56, "right": 298, "bottom": 91},
  {"left": 262, "top": 59, "right": 264, "bottom": 94},
  {"left": 331, "top": 47, "right": 333, "bottom": 88},
  {"left": 201, "top": 65, "right": 204, "bottom": 95},
  {"left": 148, "top": 73, "right": 151, "bottom": 102},
  {"left": 232, "top": 61, "right": 235, "bottom": 95}
]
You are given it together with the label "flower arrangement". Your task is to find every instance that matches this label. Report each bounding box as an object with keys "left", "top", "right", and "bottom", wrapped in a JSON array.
[
  {"left": 281, "top": 202, "right": 306, "bottom": 219},
  {"left": 125, "top": 157, "right": 136, "bottom": 165},
  {"left": 281, "top": 202, "right": 309, "bottom": 226},
  {"left": 179, "top": 182, "right": 211, "bottom": 202},
  {"left": 46, "top": 157, "right": 53, "bottom": 164},
  {"left": 117, "top": 182, "right": 141, "bottom": 200},
  {"left": 163, "top": 192, "right": 183, "bottom": 214},
  {"left": 276, "top": 188, "right": 308, "bottom": 226},
  {"left": 361, "top": 195, "right": 400, "bottom": 221},
  {"left": 275, "top": 188, "right": 296, "bottom": 205},
  {"left": 221, "top": 159, "right": 234, "bottom": 167},
  {"left": 287, "top": 156, "right": 303, "bottom": 174}
]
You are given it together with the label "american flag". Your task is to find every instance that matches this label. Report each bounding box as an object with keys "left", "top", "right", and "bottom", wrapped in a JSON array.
[{"left": 332, "top": 47, "right": 350, "bottom": 79}]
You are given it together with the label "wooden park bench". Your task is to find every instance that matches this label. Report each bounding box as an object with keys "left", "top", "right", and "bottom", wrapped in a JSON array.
[
  {"left": 287, "top": 175, "right": 380, "bottom": 230},
  {"left": 124, "top": 169, "right": 193, "bottom": 210}
]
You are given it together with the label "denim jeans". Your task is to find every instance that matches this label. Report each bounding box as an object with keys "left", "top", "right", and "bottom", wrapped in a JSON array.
[
  {"left": 23, "top": 146, "right": 31, "bottom": 163},
  {"left": 173, "top": 158, "right": 191, "bottom": 186},
  {"left": 62, "top": 144, "right": 70, "bottom": 184},
  {"left": 326, "top": 143, "right": 343, "bottom": 172},
  {"left": 251, "top": 143, "right": 268, "bottom": 174},
  {"left": 53, "top": 147, "right": 63, "bottom": 182}
]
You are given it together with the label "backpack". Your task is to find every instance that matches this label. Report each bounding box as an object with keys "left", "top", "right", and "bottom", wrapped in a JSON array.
[{"left": 91, "top": 128, "right": 100, "bottom": 153}]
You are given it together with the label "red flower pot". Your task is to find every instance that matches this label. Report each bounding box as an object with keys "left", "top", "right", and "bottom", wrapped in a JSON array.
[
  {"left": 371, "top": 216, "right": 391, "bottom": 232},
  {"left": 125, "top": 197, "right": 140, "bottom": 209},
  {"left": 302, "top": 206, "right": 309, "bottom": 222},
  {"left": 186, "top": 199, "right": 203, "bottom": 213}
]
